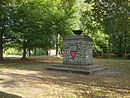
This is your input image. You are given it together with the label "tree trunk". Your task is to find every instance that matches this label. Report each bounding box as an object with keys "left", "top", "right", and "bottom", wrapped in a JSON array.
[
  {"left": 108, "top": 34, "right": 111, "bottom": 58},
  {"left": 124, "top": 30, "right": 127, "bottom": 56},
  {"left": 28, "top": 48, "right": 31, "bottom": 57},
  {"left": 118, "top": 35, "right": 123, "bottom": 57},
  {"left": 0, "top": 32, "right": 3, "bottom": 60},
  {"left": 21, "top": 40, "right": 27, "bottom": 60},
  {"left": 56, "top": 34, "right": 60, "bottom": 56},
  {"left": 34, "top": 47, "right": 37, "bottom": 56},
  {"left": 46, "top": 50, "right": 48, "bottom": 55},
  {"left": 56, "top": 43, "right": 58, "bottom": 56}
]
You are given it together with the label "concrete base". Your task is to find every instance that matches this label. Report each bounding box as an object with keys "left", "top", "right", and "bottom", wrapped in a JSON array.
[{"left": 45, "top": 64, "right": 108, "bottom": 75}]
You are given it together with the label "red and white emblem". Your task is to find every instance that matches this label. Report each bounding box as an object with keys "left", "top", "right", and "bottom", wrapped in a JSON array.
[{"left": 70, "top": 45, "right": 77, "bottom": 59}]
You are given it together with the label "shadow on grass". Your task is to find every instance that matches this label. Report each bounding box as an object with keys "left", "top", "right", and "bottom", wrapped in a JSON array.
[
  {"left": 0, "top": 91, "right": 22, "bottom": 98},
  {"left": 0, "top": 57, "right": 62, "bottom": 71},
  {"left": 0, "top": 57, "right": 129, "bottom": 98},
  {"left": 1, "top": 56, "right": 62, "bottom": 65}
]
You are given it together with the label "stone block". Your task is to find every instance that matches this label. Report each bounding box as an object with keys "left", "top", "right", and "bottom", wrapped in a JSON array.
[{"left": 63, "top": 35, "right": 93, "bottom": 65}]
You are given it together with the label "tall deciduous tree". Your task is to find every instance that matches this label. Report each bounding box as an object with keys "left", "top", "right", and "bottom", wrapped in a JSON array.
[
  {"left": 83, "top": 0, "right": 130, "bottom": 57},
  {"left": 12, "top": 0, "right": 49, "bottom": 59},
  {"left": 49, "top": 0, "right": 76, "bottom": 55},
  {"left": 11, "top": 0, "right": 76, "bottom": 58},
  {"left": 0, "top": 0, "right": 14, "bottom": 60}
]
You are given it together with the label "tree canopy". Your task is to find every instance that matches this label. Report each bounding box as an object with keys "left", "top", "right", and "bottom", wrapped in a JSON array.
[
  {"left": 0, "top": 0, "right": 130, "bottom": 60},
  {"left": 82, "top": 0, "right": 130, "bottom": 57}
]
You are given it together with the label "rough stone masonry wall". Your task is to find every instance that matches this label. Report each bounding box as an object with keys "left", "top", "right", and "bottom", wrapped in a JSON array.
[{"left": 63, "top": 35, "right": 93, "bottom": 65}]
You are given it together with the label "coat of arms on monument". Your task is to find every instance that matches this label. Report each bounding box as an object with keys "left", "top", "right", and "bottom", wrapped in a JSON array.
[{"left": 70, "top": 45, "right": 77, "bottom": 59}]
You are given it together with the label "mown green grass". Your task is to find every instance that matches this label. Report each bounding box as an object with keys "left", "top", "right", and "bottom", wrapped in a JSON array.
[
  {"left": 0, "top": 58, "right": 130, "bottom": 73},
  {"left": 0, "top": 91, "right": 22, "bottom": 98},
  {"left": 94, "top": 58, "right": 130, "bottom": 74},
  {"left": 0, "top": 63, "right": 47, "bottom": 71}
]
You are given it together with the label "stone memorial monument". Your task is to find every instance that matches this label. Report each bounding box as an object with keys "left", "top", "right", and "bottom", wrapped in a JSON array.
[
  {"left": 63, "top": 30, "right": 93, "bottom": 65},
  {"left": 46, "top": 30, "right": 107, "bottom": 75}
]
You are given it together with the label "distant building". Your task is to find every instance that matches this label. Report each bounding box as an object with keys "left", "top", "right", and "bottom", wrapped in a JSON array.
[{"left": 48, "top": 49, "right": 56, "bottom": 56}]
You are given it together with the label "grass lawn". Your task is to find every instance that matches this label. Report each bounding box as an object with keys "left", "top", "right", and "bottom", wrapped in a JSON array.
[{"left": 0, "top": 56, "right": 130, "bottom": 98}]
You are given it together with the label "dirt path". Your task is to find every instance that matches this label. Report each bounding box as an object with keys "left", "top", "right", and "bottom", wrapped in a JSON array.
[
  {"left": 0, "top": 66, "right": 130, "bottom": 98},
  {"left": 0, "top": 68, "right": 84, "bottom": 98}
]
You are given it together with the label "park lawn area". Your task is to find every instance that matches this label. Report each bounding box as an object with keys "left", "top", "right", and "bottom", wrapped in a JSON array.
[{"left": 0, "top": 56, "right": 130, "bottom": 98}]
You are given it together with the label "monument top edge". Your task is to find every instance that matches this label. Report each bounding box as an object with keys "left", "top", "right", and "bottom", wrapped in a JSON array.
[{"left": 65, "top": 35, "right": 93, "bottom": 42}]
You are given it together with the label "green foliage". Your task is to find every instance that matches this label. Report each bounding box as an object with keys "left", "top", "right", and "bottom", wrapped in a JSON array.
[
  {"left": 0, "top": 0, "right": 15, "bottom": 60},
  {"left": 32, "top": 48, "right": 46, "bottom": 56},
  {"left": 5, "top": 48, "right": 22, "bottom": 55},
  {"left": 82, "top": 0, "right": 130, "bottom": 57},
  {"left": 2, "top": 0, "right": 130, "bottom": 58},
  {"left": 4, "top": 0, "right": 76, "bottom": 58}
]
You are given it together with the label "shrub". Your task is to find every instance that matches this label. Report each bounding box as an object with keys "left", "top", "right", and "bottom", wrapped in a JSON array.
[
  {"left": 5, "top": 48, "right": 22, "bottom": 55},
  {"left": 127, "top": 53, "right": 130, "bottom": 59}
]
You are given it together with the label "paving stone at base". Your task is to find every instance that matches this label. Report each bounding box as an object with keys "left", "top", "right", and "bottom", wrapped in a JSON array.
[{"left": 45, "top": 64, "right": 108, "bottom": 75}]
